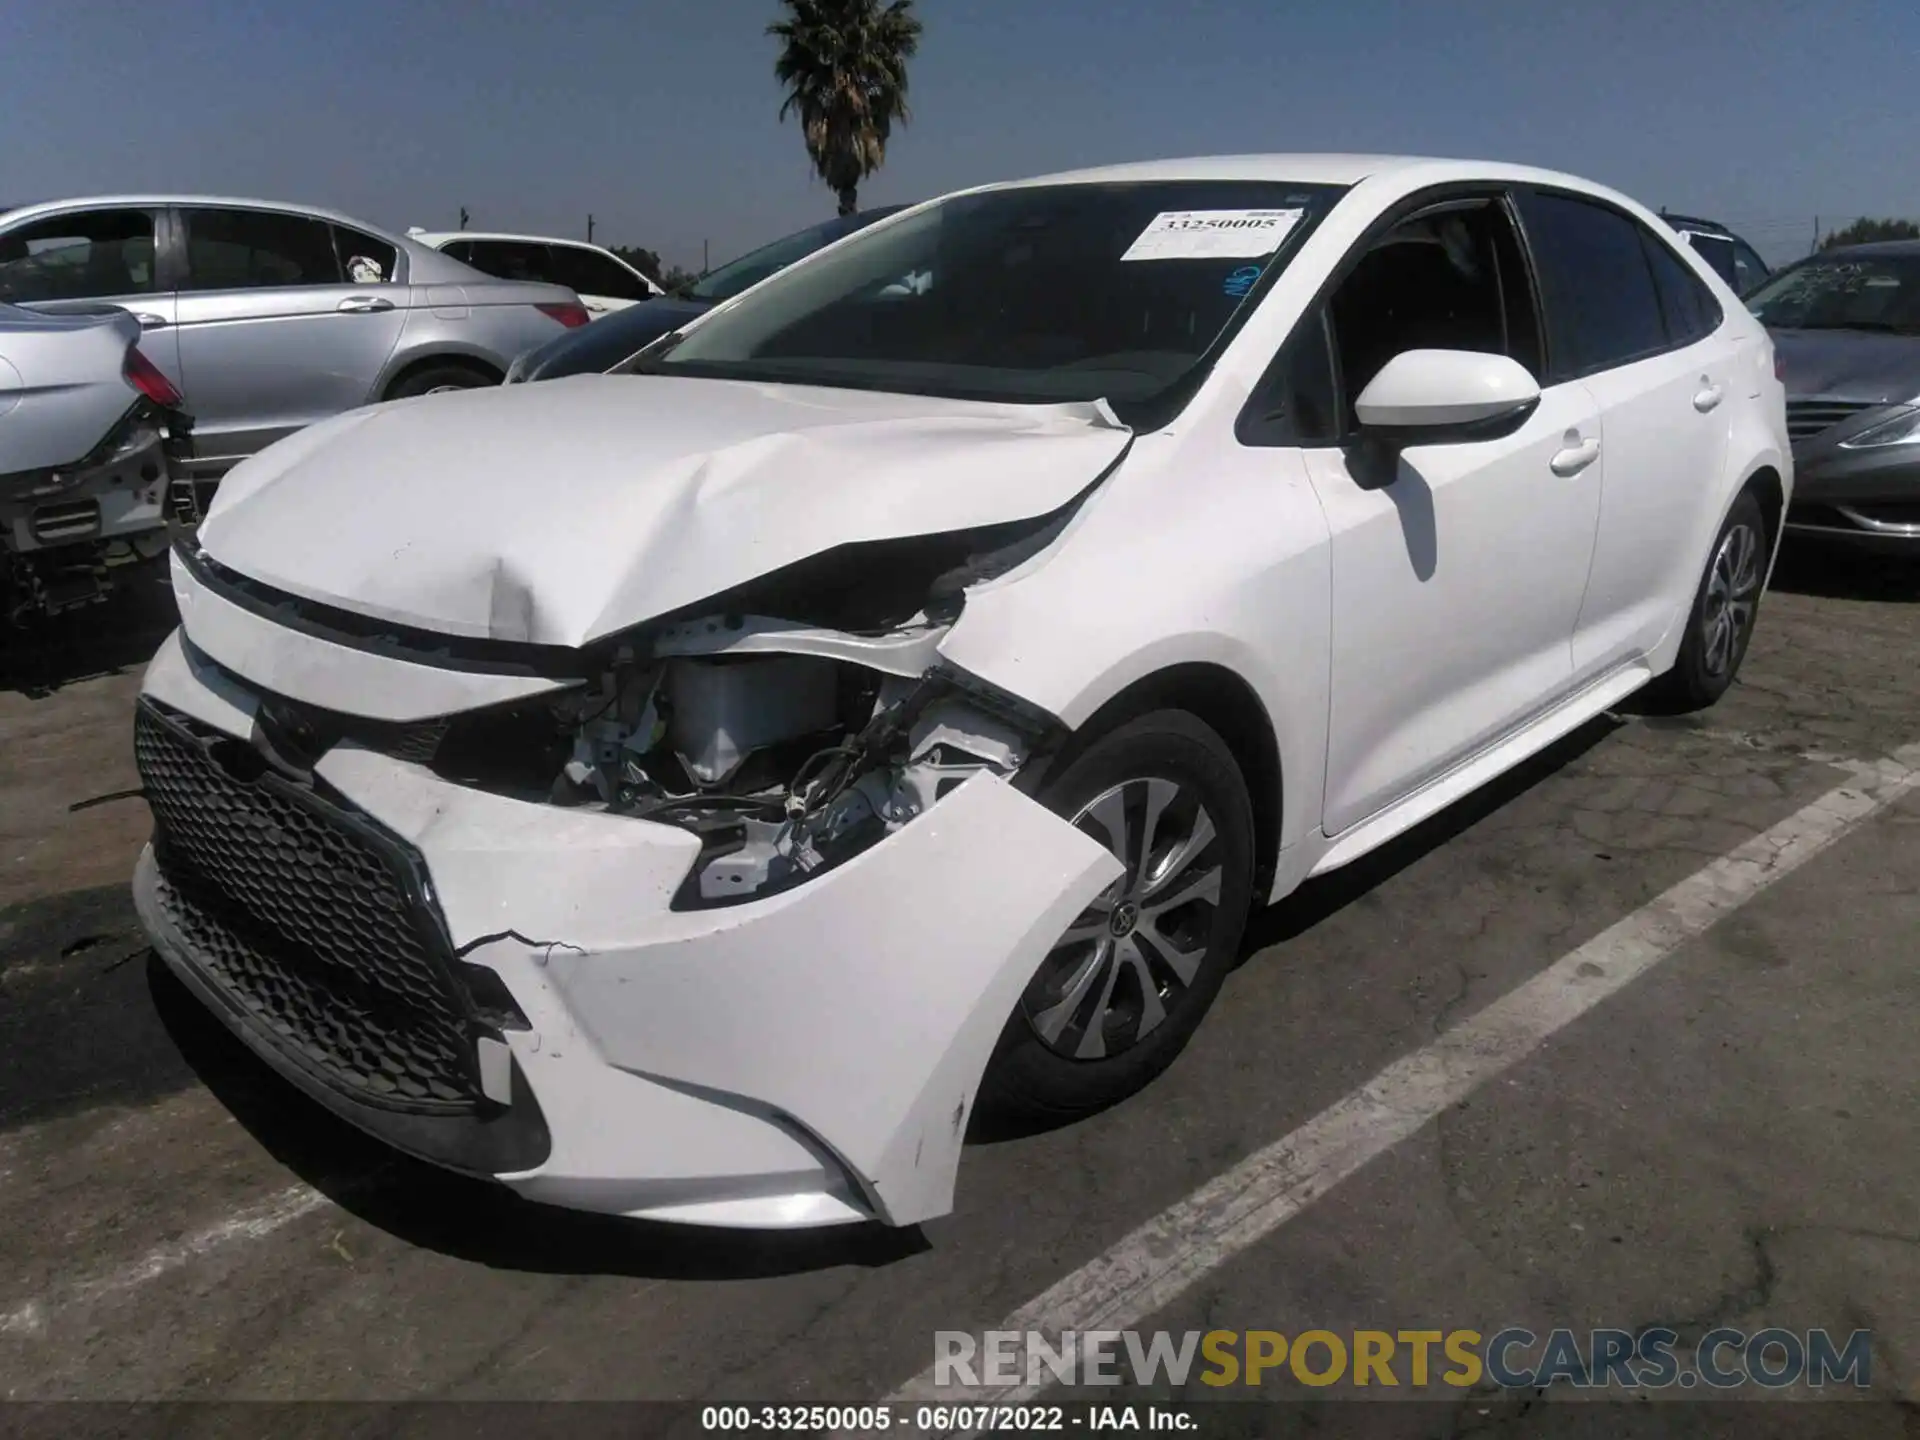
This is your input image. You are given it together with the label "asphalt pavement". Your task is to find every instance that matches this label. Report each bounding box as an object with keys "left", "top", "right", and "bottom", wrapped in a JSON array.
[{"left": 0, "top": 543, "right": 1916, "bottom": 1436}]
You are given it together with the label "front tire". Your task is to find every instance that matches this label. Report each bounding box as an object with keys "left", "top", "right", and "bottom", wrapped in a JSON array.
[
  {"left": 978, "top": 710, "right": 1255, "bottom": 1127},
  {"left": 1648, "top": 489, "right": 1768, "bottom": 711},
  {"left": 384, "top": 363, "right": 496, "bottom": 400}
]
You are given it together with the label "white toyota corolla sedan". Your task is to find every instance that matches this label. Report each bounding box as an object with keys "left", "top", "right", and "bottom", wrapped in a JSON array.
[{"left": 133, "top": 155, "right": 1789, "bottom": 1230}]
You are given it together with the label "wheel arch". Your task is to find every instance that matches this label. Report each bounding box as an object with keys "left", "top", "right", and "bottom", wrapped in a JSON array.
[
  {"left": 1028, "top": 661, "right": 1286, "bottom": 899},
  {"left": 375, "top": 349, "right": 505, "bottom": 402}
]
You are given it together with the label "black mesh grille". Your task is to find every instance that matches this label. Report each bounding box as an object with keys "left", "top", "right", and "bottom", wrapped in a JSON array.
[{"left": 135, "top": 700, "right": 480, "bottom": 1111}]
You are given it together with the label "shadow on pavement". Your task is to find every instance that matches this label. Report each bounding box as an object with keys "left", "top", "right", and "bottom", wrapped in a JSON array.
[
  {"left": 148, "top": 954, "right": 932, "bottom": 1280},
  {"left": 1242, "top": 713, "right": 1623, "bottom": 953},
  {"left": 0, "top": 882, "right": 200, "bottom": 1137},
  {"left": 0, "top": 556, "right": 177, "bottom": 698},
  {"left": 1768, "top": 538, "right": 1920, "bottom": 603}
]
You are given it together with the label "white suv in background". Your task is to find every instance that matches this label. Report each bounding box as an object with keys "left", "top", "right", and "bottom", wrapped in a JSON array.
[{"left": 408, "top": 230, "right": 662, "bottom": 317}]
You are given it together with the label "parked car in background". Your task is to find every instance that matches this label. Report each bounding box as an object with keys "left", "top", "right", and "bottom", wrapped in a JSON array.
[
  {"left": 133, "top": 155, "right": 1786, "bottom": 1230},
  {"left": 0, "top": 197, "right": 591, "bottom": 479},
  {"left": 1, "top": 303, "right": 194, "bottom": 620},
  {"left": 1750, "top": 241, "right": 1920, "bottom": 553},
  {"left": 505, "top": 205, "right": 907, "bottom": 383},
  {"left": 1663, "top": 214, "right": 1770, "bottom": 295},
  {"left": 409, "top": 230, "right": 663, "bottom": 317}
]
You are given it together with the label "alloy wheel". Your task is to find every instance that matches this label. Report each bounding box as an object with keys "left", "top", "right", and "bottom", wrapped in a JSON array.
[
  {"left": 1022, "top": 777, "right": 1224, "bottom": 1060},
  {"left": 1701, "top": 520, "right": 1762, "bottom": 678}
]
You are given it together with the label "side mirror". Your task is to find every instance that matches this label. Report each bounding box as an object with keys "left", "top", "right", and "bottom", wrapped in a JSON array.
[{"left": 1353, "top": 349, "right": 1541, "bottom": 446}]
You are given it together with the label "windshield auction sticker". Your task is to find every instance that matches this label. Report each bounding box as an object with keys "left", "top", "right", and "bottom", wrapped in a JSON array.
[{"left": 1120, "top": 208, "right": 1305, "bottom": 261}]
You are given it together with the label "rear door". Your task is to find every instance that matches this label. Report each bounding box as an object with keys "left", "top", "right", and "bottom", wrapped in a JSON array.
[
  {"left": 1514, "top": 190, "right": 1735, "bottom": 679},
  {"left": 0, "top": 205, "right": 182, "bottom": 393},
  {"left": 171, "top": 206, "right": 408, "bottom": 468}
]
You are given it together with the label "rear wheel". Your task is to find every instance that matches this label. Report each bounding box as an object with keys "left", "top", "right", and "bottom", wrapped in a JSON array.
[
  {"left": 1648, "top": 489, "right": 1768, "bottom": 711},
  {"left": 384, "top": 363, "right": 496, "bottom": 400},
  {"left": 978, "top": 710, "right": 1255, "bottom": 1127}
]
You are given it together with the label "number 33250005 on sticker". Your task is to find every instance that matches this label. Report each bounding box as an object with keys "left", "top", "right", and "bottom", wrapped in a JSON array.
[{"left": 1120, "top": 208, "right": 1305, "bottom": 262}]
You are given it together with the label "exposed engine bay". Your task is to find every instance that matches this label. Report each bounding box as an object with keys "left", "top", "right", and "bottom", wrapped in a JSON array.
[{"left": 413, "top": 623, "right": 1051, "bottom": 909}]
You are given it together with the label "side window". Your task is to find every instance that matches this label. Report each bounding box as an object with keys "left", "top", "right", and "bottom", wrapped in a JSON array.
[
  {"left": 461, "top": 240, "right": 554, "bottom": 284},
  {"left": 1731, "top": 240, "right": 1769, "bottom": 297},
  {"left": 1240, "top": 198, "right": 1539, "bottom": 445},
  {"left": 1640, "top": 227, "right": 1723, "bottom": 346},
  {"left": 439, "top": 239, "right": 473, "bottom": 264},
  {"left": 547, "top": 244, "right": 653, "bottom": 301},
  {"left": 182, "top": 208, "right": 342, "bottom": 291},
  {"left": 1686, "top": 232, "right": 1739, "bottom": 288},
  {"left": 1515, "top": 191, "right": 1668, "bottom": 380},
  {"left": 0, "top": 208, "right": 159, "bottom": 302},
  {"left": 333, "top": 225, "right": 399, "bottom": 285}
]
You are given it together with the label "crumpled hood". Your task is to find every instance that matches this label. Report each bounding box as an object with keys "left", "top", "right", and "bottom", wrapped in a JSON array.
[
  {"left": 1771, "top": 328, "right": 1920, "bottom": 405},
  {"left": 199, "top": 374, "right": 1131, "bottom": 647}
]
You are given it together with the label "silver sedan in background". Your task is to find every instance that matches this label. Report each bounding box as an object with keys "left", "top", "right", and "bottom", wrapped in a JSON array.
[{"left": 0, "top": 196, "right": 590, "bottom": 480}]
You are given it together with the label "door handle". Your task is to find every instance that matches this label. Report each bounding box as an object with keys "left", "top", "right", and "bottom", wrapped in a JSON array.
[
  {"left": 1693, "top": 382, "right": 1724, "bottom": 413},
  {"left": 1549, "top": 437, "right": 1601, "bottom": 477},
  {"left": 132, "top": 312, "right": 168, "bottom": 329},
  {"left": 337, "top": 296, "right": 395, "bottom": 313}
]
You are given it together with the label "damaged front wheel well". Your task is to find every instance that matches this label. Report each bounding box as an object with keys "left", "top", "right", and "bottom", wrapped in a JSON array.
[{"left": 1049, "top": 664, "right": 1283, "bottom": 897}]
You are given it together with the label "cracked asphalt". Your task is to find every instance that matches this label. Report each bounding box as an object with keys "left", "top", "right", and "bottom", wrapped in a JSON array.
[{"left": 0, "top": 543, "right": 1916, "bottom": 1432}]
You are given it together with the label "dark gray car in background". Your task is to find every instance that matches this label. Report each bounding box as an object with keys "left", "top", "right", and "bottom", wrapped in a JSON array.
[
  {"left": 505, "top": 205, "right": 907, "bottom": 384},
  {"left": 1750, "top": 242, "right": 1920, "bottom": 553}
]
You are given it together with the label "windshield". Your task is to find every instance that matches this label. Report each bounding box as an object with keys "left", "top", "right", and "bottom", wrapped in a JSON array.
[
  {"left": 687, "top": 213, "right": 882, "bottom": 302},
  {"left": 1747, "top": 253, "right": 1920, "bottom": 334},
  {"left": 646, "top": 180, "right": 1343, "bottom": 415}
]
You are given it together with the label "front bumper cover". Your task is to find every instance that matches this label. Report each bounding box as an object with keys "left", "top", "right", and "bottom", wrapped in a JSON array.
[
  {"left": 1785, "top": 412, "right": 1920, "bottom": 548},
  {"left": 135, "top": 630, "right": 1122, "bottom": 1229}
]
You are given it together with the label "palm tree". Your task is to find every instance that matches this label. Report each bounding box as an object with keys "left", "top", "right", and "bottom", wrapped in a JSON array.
[{"left": 769, "top": 0, "right": 923, "bottom": 216}]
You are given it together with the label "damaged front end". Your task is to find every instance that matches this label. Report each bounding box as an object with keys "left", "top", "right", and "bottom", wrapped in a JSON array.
[{"left": 388, "top": 507, "right": 1086, "bottom": 908}]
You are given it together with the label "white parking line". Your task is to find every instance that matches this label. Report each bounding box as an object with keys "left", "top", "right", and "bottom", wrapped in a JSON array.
[
  {"left": 0, "top": 1183, "right": 330, "bottom": 1339},
  {"left": 890, "top": 742, "right": 1920, "bottom": 1409}
]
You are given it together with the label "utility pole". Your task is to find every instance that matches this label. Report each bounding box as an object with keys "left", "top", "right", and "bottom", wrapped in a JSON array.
[
  {"left": 587, "top": 214, "right": 596, "bottom": 245},
  {"left": 703, "top": 238, "right": 710, "bottom": 273},
  {"left": 459, "top": 206, "right": 470, "bottom": 231},
  {"left": 1811, "top": 215, "right": 1820, "bottom": 256}
]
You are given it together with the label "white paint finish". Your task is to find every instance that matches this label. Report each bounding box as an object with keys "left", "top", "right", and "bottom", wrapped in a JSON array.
[
  {"left": 0, "top": 1184, "right": 330, "bottom": 1340},
  {"left": 316, "top": 744, "right": 700, "bottom": 950},
  {"left": 195, "top": 376, "right": 1131, "bottom": 647},
  {"left": 939, "top": 428, "right": 1333, "bottom": 866},
  {"left": 539, "top": 773, "right": 1124, "bottom": 1226},
  {"left": 169, "top": 551, "right": 568, "bottom": 724},
  {"left": 1311, "top": 660, "right": 1652, "bottom": 876},
  {"left": 1571, "top": 340, "right": 1738, "bottom": 678},
  {"left": 892, "top": 743, "right": 1920, "bottom": 1407},
  {"left": 1308, "top": 379, "right": 1605, "bottom": 834},
  {"left": 1352, "top": 348, "right": 1541, "bottom": 430},
  {"left": 138, "top": 629, "right": 260, "bottom": 736}
]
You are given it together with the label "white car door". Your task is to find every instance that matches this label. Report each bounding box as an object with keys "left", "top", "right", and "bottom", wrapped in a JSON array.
[
  {"left": 1287, "top": 197, "right": 1605, "bottom": 836},
  {"left": 1510, "top": 190, "right": 1736, "bottom": 680}
]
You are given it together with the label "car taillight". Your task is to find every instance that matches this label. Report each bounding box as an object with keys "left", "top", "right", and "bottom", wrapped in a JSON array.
[
  {"left": 124, "top": 345, "right": 183, "bottom": 407},
  {"left": 1774, "top": 351, "right": 1785, "bottom": 381},
  {"left": 537, "top": 301, "right": 591, "bottom": 329}
]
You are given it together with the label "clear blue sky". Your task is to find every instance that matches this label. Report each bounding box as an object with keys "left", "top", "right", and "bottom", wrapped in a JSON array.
[{"left": 6, "top": 0, "right": 1916, "bottom": 270}]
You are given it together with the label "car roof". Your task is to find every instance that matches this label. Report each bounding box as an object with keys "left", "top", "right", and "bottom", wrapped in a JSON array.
[
  {"left": 1820, "top": 239, "right": 1920, "bottom": 258},
  {"left": 993, "top": 153, "right": 1610, "bottom": 192},
  {"left": 0, "top": 194, "right": 404, "bottom": 238},
  {"left": 409, "top": 230, "right": 617, "bottom": 252}
]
